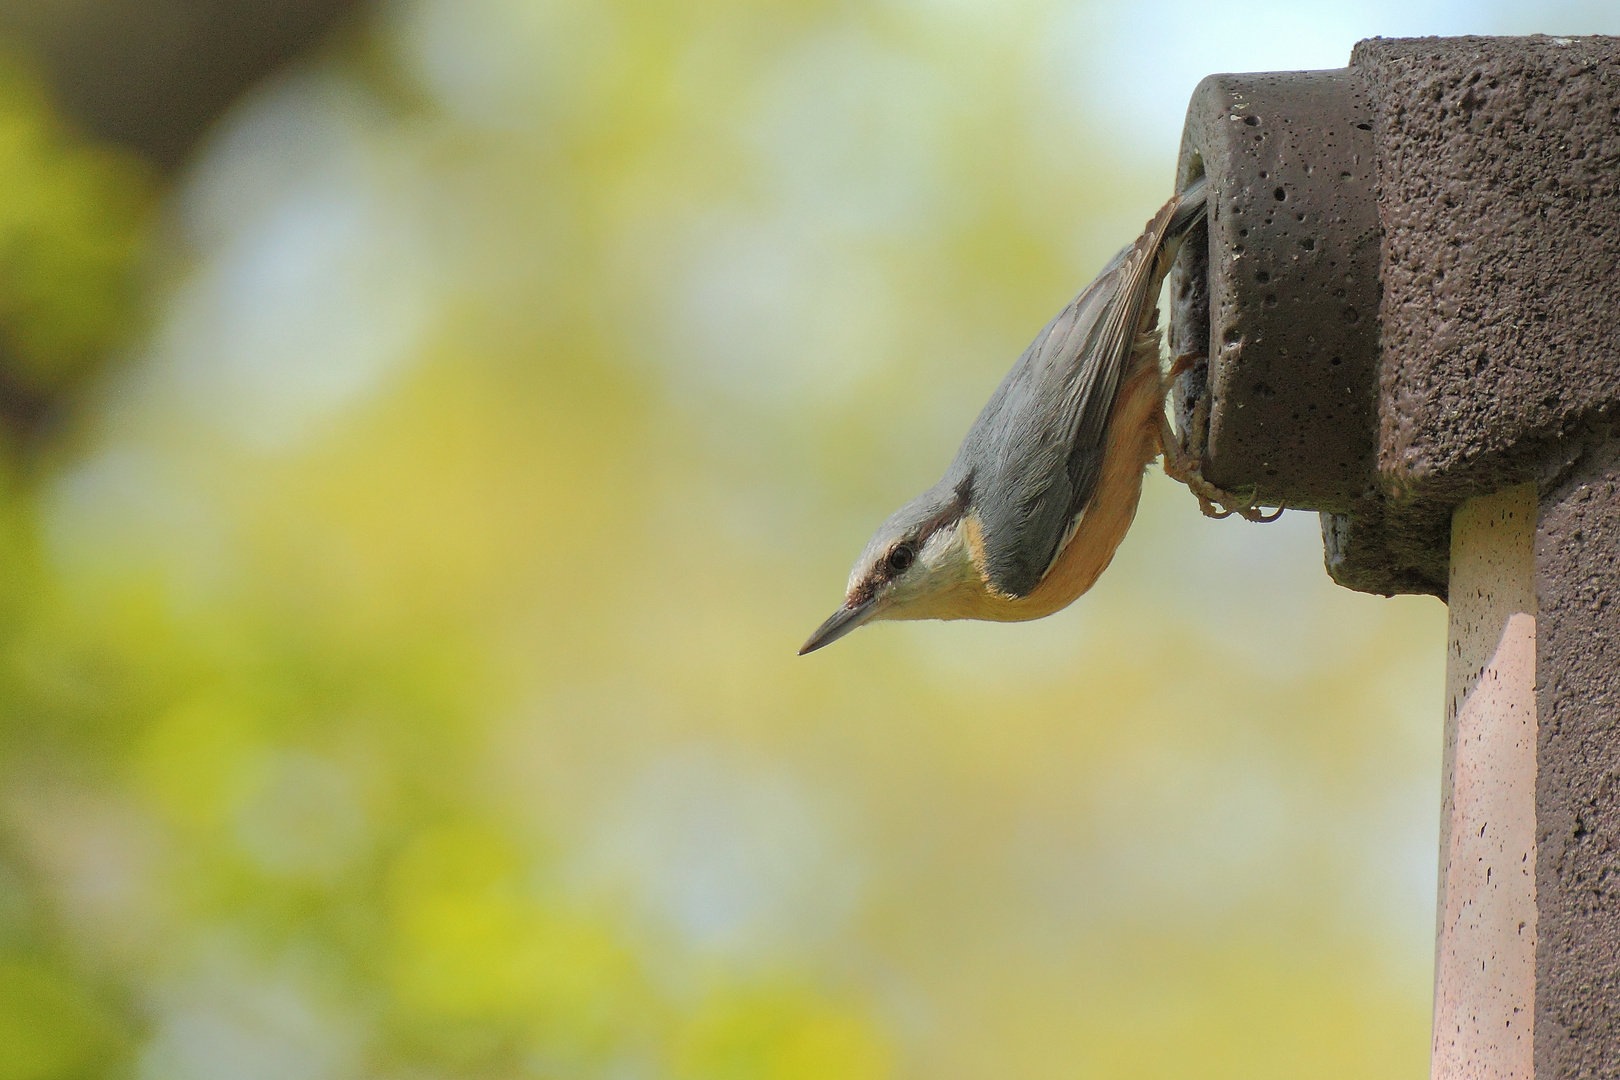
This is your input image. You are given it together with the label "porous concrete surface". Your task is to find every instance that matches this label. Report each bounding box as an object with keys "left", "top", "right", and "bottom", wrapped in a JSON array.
[
  {"left": 1173, "top": 70, "right": 1382, "bottom": 513},
  {"left": 1535, "top": 440, "right": 1620, "bottom": 1078},
  {"left": 1322, "top": 499, "right": 1451, "bottom": 598},
  {"left": 1176, "top": 37, "right": 1620, "bottom": 598},
  {"left": 1354, "top": 36, "right": 1620, "bottom": 496}
]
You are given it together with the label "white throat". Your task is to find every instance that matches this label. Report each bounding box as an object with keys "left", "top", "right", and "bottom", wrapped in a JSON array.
[{"left": 879, "top": 518, "right": 984, "bottom": 622}]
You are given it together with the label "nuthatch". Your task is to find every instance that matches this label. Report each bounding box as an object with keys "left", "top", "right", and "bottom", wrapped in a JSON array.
[{"left": 800, "top": 179, "right": 1263, "bottom": 655}]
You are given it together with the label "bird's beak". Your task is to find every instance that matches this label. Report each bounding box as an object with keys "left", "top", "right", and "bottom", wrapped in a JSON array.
[{"left": 798, "top": 597, "right": 879, "bottom": 655}]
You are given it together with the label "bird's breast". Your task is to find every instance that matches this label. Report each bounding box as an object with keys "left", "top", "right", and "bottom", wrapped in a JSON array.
[{"left": 960, "top": 355, "right": 1165, "bottom": 623}]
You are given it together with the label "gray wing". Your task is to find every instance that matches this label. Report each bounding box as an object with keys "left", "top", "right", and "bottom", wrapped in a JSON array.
[{"left": 951, "top": 184, "right": 1204, "bottom": 597}]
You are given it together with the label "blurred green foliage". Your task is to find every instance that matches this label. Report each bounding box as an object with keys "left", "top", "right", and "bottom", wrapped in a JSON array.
[
  {"left": 0, "top": 957, "right": 125, "bottom": 1080},
  {"left": 0, "top": 56, "right": 146, "bottom": 1064},
  {"left": 0, "top": 55, "right": 148, "bottom": 404},
  {"left": 0, "top": 2, "right": 1452, "bottom": 1078}
]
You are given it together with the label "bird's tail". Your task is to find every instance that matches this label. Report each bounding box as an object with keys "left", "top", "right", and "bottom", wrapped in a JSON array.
[{"left": 1167, "top": 176, "right": 1209, "bottom": 238}]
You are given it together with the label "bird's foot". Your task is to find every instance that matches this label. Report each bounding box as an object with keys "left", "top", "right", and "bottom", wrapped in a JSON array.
[
  {"left": 1157, "top": 365, "right": 1284, "bottom": 523},
  {"left": 1165, "top": 350, "right": 1203, "bottom": 381},
  {"left": 1169, "top": 459, "right": 1287, "bottom": 523}
]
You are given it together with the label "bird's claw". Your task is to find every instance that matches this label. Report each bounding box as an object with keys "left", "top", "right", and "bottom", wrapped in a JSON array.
[
  {"left": 1158, "top": 356, "right": 1284, "bottom": 524},
  {"left": 1165, "top": 350, "right": 1203, "bottom": 381},
  {"left": 1168, "top": 454, "right": 1285, "bottom": 523}
]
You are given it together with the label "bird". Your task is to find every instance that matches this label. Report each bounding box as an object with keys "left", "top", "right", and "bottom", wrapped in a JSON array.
[{"left": 799, "top": 178, "right": 1268, "bottom": 656}]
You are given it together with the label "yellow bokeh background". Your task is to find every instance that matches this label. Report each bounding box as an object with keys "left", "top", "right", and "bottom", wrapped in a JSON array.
[{"left": 1, "top": 1, "right": 1611, "bottom": 1077}]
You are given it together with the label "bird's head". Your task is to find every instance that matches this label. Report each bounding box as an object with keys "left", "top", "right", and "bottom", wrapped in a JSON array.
[{"left": 799, "top": 478, "right": 992, "bottom": 654}]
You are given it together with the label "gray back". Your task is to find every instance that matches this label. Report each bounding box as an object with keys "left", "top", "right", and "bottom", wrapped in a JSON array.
[{"left": 942, "top": 183, "right": 1206, "bottom": 597}]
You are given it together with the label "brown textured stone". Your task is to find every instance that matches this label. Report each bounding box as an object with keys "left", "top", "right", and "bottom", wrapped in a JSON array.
[
  {"left": 1172, "top": 69, "right": 1382, "bottom": 514},
  {"left": 1355, "top": 36, "right": 1620, "bottom": 499},
  {"left": 1173, "top": 36, "right": 1620, "bottom": 599},
  {"left": 1536, "top": 438, "right": 1620, "bottom": 1078}
]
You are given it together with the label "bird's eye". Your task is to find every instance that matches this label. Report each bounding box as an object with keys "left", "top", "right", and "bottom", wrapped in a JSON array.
[{"left": 886, "top": 544, "right": 916, "bottom": 574}]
